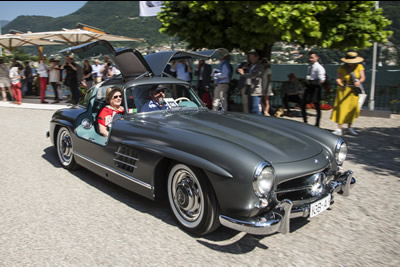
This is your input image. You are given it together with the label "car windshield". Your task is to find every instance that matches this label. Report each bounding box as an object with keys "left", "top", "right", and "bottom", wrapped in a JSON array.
[{"left": 125, "top": 84, "right": 204, "bottom": 114}]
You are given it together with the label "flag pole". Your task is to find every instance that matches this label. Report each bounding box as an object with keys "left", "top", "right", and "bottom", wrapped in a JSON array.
[{"left": 369, "top": 1, "right": 379, "bottom": 111}]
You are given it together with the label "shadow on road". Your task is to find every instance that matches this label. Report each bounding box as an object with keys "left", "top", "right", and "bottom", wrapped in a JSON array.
[
  {"left": 42, "top": 146, "right": 176, "bottom": 227},
  {"left": 196, "top": 217, "right": 309, "bottom": 254},
  {"left": 197, "top": 231, "right": 269, "bottom": 253},
  {"left": 342, "top": 126, "right": 400, "bottom": 177}
]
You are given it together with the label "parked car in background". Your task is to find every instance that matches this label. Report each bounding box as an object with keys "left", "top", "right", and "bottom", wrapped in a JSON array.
[{"left": 47, "top": 40, "right": 355, "bottom": 236}]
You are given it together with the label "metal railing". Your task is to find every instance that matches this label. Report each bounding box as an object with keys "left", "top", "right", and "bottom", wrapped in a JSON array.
[{"left": 227, "top": 80, "right": 400, "bottom": 114}]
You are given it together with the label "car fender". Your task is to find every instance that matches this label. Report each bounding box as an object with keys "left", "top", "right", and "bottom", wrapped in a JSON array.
[{"left": 121, "top": 140, "right": 233, "bottom": 178}]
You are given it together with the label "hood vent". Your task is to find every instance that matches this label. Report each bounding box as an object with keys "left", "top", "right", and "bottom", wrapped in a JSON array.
[{"left": 114, "top": 146, "right": 139, "bottom": 173}]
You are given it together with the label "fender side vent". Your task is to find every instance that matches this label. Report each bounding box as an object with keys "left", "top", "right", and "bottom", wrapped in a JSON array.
[{"left": 113, "top": 146, "right": 139, "bottom": 173}]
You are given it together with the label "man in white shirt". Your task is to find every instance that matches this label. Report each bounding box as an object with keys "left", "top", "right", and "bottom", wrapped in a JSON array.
[
  {"left": 91, "top": 59, "right": 103, "bottom": 83},
  {"left": 301, "top": 51, "right": 326, "bottom": 127}
]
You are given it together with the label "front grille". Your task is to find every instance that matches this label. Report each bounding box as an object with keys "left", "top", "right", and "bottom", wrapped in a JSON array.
[
  {"left": 275, "top": 168, "right": 330, "bottom": 202},
  {"left": 113, "top": 146, "right": 139, "bottom": 173}
]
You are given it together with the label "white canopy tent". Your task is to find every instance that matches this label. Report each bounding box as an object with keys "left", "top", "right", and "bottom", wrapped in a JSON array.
[
  {"left": 20, "top": 28, "right": 144, "bottom": 46},
  {"left": 0, "top": 34, "right": 61, "bottom": 51},
  {"left": 0, "top": 24, "right": 144, "bottom": 58}
]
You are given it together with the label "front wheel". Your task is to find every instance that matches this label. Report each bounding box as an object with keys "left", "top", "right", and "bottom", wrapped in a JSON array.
[
  {"left": 167, "top": 163, "right": 220, "bottom": 236},
  {"left": 56, "top": 127, "right": 78, "bottom": 170}
]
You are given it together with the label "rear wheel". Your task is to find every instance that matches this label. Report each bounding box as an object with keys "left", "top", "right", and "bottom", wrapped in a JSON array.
[
  {"left": 167, "top": 163, "right": 220, "bottom": 236},
  {"left": 56, "top": 127, "right": 78, "bottom": 170}
]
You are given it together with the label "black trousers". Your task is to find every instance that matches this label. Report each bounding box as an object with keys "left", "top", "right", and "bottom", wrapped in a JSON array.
[
  {"left": 197, "top": 80, "right": 206, "bottom": 99},
  {"left": 301, "top": 84, "right": 322, "bottom": 127},
  {"left": 282, "top": 94, "right": 302, "bottom": 111},
  {"left": 51, "top": 82, "right": 59, "bottom": 100}
]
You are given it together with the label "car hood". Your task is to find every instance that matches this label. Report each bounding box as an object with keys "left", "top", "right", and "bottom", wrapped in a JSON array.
[{"left": 133, "top": 110, "right": 323, "bottom": 164}]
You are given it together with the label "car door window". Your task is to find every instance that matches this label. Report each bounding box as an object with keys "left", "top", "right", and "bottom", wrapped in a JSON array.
[{"left": 125, "top": 84, "right": 203, "bottom": 114}]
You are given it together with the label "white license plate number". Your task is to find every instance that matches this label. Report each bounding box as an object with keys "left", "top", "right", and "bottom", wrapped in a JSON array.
[{"left": 310, "top": 195, "right": 331, "bottom": 218}]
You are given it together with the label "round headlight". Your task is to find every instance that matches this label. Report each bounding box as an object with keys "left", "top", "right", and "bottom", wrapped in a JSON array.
[
  {"left": 253, "top": 162, "right": 275, "bottom": 197},
  {"left": 335, "top": 139, "right": 348, "bottom": 165}
]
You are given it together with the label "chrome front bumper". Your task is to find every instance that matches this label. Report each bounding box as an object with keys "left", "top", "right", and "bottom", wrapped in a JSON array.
[{"left": 219, "top": 170, "right": 355, "bottom": 235}]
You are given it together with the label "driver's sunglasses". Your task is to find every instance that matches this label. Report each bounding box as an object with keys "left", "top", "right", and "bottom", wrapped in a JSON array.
[{"left": 113, "top": 94, "right": 122, "bottom": 99}]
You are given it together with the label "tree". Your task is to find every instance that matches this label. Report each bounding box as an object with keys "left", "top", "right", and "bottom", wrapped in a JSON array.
[{"left": 158, "top": 1, "right": 392, "bottom": 59}]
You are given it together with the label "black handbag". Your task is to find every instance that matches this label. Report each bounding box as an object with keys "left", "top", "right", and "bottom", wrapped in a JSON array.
[{"left": 349, "top": 72, "right": 365, "bottom": 96}]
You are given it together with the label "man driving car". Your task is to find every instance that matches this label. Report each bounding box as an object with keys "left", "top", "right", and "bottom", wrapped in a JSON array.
[{"left": 140, "top": 85, "right": 169, "bottom": 112}]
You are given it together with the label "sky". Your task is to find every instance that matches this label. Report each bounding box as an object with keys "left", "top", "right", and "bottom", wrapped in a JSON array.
[{"left": 0, "top": 1, "right": 87, "bottom": 21}]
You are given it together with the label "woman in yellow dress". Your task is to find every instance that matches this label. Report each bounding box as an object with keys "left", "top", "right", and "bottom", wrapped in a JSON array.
[{"left": 331, "top": 52, "right": 366, "bottom": 136}]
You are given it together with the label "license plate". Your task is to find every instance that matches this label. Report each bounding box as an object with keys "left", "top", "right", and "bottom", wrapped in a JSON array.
[{"left": 310, "top": 195, "right": 331, "bottom": 218}]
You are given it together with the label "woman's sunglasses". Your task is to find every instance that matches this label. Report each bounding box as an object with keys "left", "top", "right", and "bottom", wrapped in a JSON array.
[{"left": 113, "top": 94, "right": 122, "bottom": 99}]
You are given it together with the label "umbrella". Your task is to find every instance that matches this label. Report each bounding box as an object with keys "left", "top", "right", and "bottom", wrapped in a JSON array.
[
  {"left": 0, "top": 34, "right": 62, "bottom": 51},
  {"left": 20, "top": 28, "right": 144, "bottom": 46}
]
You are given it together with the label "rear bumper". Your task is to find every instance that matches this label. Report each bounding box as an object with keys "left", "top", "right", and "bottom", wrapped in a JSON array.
[{"left": 219, "top": 170, "right": 355, "bottom": 235}]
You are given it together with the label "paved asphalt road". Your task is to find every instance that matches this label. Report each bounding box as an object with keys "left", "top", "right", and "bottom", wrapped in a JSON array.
[{"left": 0, "top": 105, "right": 399, "bottom": 266}]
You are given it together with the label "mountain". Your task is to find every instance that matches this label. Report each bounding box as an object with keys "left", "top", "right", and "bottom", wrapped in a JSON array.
[
  {"left": 0, "top": 20, "right": 10, "bottom": 28},
  {"left": 2, "top": 1, "right": 168, "bottom": 48}
]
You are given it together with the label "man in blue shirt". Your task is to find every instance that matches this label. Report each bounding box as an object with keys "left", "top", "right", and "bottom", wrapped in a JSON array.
[
  {"left": 171, "top": 60, "right": 192, "bottom": 83},
  {"left": 212, "top": 54, "right": 232, "bottom": 111},
  {"left": 140, "top": 85, "right": 169, "bottom": 112}
]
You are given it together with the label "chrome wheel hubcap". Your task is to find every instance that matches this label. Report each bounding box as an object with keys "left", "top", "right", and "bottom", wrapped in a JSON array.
[
  {"left": 58, "top": 129, "right": 73, "bottom": 165},
  {"left": 172, "top": 169, "right": 202, "bottom": 222}
]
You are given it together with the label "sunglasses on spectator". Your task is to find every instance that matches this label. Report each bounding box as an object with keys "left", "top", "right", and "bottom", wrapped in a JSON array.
[{"left": 112, "top": 94, "right": 122, "bottom": 99}]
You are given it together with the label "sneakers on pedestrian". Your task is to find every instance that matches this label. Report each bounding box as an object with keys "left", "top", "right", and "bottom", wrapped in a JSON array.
[
  {"left": 348, "top": 128, "right": 359, "bottom": 136},
  {"left": 332, "top": 129, "right": 343, "bottom": 136}
]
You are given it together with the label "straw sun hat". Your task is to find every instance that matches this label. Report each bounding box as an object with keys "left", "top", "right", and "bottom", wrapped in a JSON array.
[{"left": 341, "top": 52, "right": 364, "bottom": 64}]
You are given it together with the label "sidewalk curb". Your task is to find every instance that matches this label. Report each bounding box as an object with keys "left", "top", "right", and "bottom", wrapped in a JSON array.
[{"left": 0, "top": 101, "right": 69, "bottom": 111}]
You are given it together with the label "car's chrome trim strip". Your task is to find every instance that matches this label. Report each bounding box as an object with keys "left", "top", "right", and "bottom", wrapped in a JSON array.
[
  {"left": 113, "top": 158, "right": 137, "bottom": 169},
  {"left": 276, "top": 185, "right": 312, "bottom": 194},
  {"left": 74, "top": 152, "right": 152, "bottom": 190},
  {"left": 114, "top": 151, "right": 139, "bottom": 161}
]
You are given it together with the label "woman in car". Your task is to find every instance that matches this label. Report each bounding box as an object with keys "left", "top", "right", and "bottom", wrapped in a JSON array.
[{"left": 98, "top": 86, "right": 125, "bottom": 137}]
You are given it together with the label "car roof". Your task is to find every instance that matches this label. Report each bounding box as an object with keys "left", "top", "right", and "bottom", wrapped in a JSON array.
[{"left": 123, "top": 76, "right": 190, "bottom": 88}]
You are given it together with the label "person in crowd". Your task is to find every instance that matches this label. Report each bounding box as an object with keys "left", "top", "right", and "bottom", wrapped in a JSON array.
[
  {"left": 236, "top": 55, "right": 250, "bottom": 113},
  {"left": 280, "top": 73, "right": 303, "bottom": 116},
  {"left": 100, "top": 56, "right": 115, "bottom": 81},
  {"left": 164, "top": 63, "right": 177, "bottom": 78},
  {"left": 54, "top": 58, "right": 64, "bottom": 102},
  {"left": 212, "top": 54, "right": 232, "bottom": 111},
  {"left": 237, "top": 51, "right": 264, "bottom": 114},
  {"left": 201, "top": 87, "right": 212, "bottom": 109},
  {"left": 37, "top": 57, "right": 49, "bottom": 104},
  {"left": 76, "top": 60, "right": 84, "bottom": 87},
  {"left": 82, "top": 59, "right": 93, "bottom": 90},
  {"left": 261, "top": 58, "right": 273, "bottom": 116},
  {"left": 101, "top": 60, "right": 116, "bottom": 81},
  {"left": 23, "top": 61, "right": 33, "bottom": 96},
  {"left": 140, "top": 85, "right": 168, "bottom": 113},
  {"left": 9, "top": 62, "right": 24, "bottom": 105},
  {"left": 49, "top": 58, "right": 62, "bottom": 103},
  {"left": 0, "top": 56, "right": 11, "bottom": 102},
  {"left": 171, "top": 60, "right": 192, "bottom": 83},
  {"left": 195, "top": 59, "right": 212, "bottom": 99},
  {"left": 331, "top": 52, "right": 366, "bottom": 136},
  {"left": 301, "top": 51, "right": 326, "bottom": 127},
  {"left": 61, "top": 55, "right": 79, "bottom": 104},
  {"left": 91, "top": 59, "right": 103, "bottom": 83},
  {"left": 97, "top": 86, "right": 125, "bottom": 138}
]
